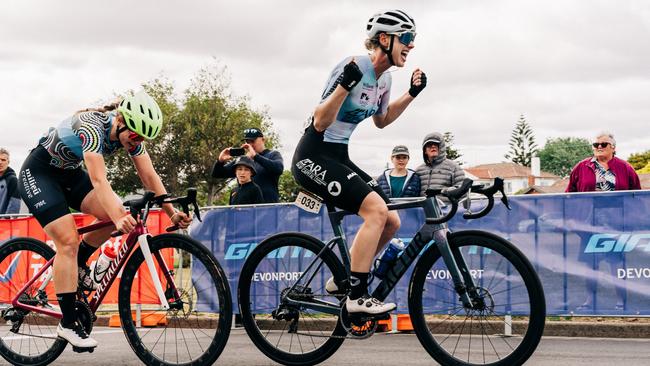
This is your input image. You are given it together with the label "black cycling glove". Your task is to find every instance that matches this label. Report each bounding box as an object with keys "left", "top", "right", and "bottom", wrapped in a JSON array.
[
  {"left": 408, "top": 71, "right": 427, "bottom": 97},
  {"left": 340, "top": 60, "right": 363, "bottom": 92}
]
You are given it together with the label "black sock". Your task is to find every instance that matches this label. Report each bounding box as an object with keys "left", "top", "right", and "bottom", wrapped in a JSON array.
[
  {"left": 77, "top": 240, "right": 99, "bottom": 267},
  {"left": 56, "top": 292, "right": 77, "bottom": 328},
  {"left": 349, "top": 272, "right": 369, "bottom": 300}
]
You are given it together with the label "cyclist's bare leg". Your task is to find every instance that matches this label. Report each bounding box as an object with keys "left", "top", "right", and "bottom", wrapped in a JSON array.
[
  {"left": 374, "top": 211, "right": 400, "bottom": 256},
  {"left": 43, "top": 214, "right": 80, "bottom": 293},
  {"left": 79, "top": 189, "right": 123, "bottom": 246},
  {"left": 350, "top": 192, "right": 388, "bottom": 272}
]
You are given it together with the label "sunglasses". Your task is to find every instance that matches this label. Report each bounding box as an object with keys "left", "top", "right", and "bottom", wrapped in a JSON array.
[
  {"left": 592, "top": 142, "right": 611, "bottom": 149},
  {"left": 391, "top": 32, "right": 416, "bottom": 46},
  {"left": 128, "top": 131, "right": 145, "bottom": 143}
]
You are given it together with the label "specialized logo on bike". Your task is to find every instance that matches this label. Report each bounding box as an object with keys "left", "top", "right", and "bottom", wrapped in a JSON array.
[
  {"left": 327, "top": 181, "right": 342, "bottom": 197},
  {"left": 295, "top": 159, "right": 327, "bottom": 186},
  {"left": 91, "top": 241, "right": 129, "bottom": 301}
]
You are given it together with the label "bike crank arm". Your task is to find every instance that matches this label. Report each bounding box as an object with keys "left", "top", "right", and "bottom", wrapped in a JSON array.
[{"left": 138, "top": 234, "right": 170, "bottom": 310}]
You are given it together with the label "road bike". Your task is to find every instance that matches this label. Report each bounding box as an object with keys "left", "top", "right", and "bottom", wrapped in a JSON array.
[
  {"left": 0, "top": 189, "right": 232, "bottom": 366},
  {"left": 238, "top": 178, "right": 546, "bottom": 366}
]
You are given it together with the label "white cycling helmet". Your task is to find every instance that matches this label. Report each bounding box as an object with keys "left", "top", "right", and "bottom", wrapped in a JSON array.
[{"left": 366, "top": 9, "right": 416, "bottom": 39}]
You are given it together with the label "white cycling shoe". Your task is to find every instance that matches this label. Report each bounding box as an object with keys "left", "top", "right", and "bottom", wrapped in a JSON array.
[
  {"left": 345, "top": 295, "right": 396, "bottom": 315},
  {"left": 78, "top": 265, "right": 96, "bottom": 291},
  {"left": 325, "top": 276, "right": 340, "bottom": 293},
  {"left": 57, "top": 322, "right": 98, "bottom": 351}
]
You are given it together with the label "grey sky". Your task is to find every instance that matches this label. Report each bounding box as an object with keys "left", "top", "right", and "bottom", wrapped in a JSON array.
[{"left": 1, "top": 0, "right": 649, "bottom": 175}]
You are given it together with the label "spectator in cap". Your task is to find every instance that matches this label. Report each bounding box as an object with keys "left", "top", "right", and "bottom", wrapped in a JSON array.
[
  {"left": 212, "top": 127, "right": 284, "bottom": 203},
  {"left": 229, "top": 156, "right": 264, "bottom": 205},
  {"left": 0, "top": 147, "right": 21, "bottom": 216},
  {"left": 415, "top": 132, "right": 465, "bottom": 196},
  {"left": 376, "top": 145, "right": 421, "bottom": 198}
]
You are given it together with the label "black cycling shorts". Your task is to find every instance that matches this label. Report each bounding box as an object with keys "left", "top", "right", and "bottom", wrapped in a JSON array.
[
  {"left": 292, "top": 122, "right": 389, "bottom": 213},
  {"left": 18, "top": 145, "right": 94, "bottom": 227}
]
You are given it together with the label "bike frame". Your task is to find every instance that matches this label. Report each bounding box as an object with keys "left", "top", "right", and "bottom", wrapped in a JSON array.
[
  {"left": 284, "top": 196, "right": 480, "bottom": 314},
  {"left": 10, "top": 214, "right": 178, "bottom": 318}
]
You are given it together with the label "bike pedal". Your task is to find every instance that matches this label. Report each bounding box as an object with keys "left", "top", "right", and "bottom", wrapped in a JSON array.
[
  {"left": 349, "top": 311, "right": 391, "bottom": 322},
  {"left": 72, "top": 346, "right": 96, "bottom": 353}
]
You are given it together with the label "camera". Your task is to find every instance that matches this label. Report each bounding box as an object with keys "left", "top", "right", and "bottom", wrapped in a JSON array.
[{"left": 229, "top": 147, "right": 245, "bottom": 156}]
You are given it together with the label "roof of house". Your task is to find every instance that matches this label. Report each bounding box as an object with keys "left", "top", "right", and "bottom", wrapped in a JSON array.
[{"left": 464, "top": 162, "right": 559, "bottom": 179}]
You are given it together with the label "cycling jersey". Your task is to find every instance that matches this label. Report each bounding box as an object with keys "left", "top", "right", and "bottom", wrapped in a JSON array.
[
  {"left": 39, "top": 111, "right": 146, "bottom": 169},
  {"left": 319, "top": 55, "right": 391, "bottom": 144}
]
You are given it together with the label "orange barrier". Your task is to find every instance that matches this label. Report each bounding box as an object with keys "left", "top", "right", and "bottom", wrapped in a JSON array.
[
  {"left": 378, "top": 314, "right": 414, "bottom": 332},
  {"left": 0, "top": 211, "right": 172, "bottom": 305},
  {"left": 108, "top": 311, "right": 168, "bottom": 327}
]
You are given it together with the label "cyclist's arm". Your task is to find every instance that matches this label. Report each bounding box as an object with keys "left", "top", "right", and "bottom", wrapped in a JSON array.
[
  {"left": 313, "top": 87, "right": 349, "bottom": 132},
  {"left": 84, "top": 152, "right": 128, "bottom": 223},
  {"left": 372, "top": 92, "right": 414, "bottom": 129},
  {"left": 131, "top": 153, "right": 176, "bottom": 218}
]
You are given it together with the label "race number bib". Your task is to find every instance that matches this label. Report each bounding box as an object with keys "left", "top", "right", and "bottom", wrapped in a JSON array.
[{"left": 295, "top": 191, "right": 322, "bottom": 214}]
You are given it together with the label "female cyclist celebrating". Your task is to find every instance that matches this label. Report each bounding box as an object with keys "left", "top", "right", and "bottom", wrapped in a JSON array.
[
  {"left": 18, "top": 91, "right": 191, "bottom": 351},
  {"left": 292, "top": 9, "right": 426, "bottom": 314}
]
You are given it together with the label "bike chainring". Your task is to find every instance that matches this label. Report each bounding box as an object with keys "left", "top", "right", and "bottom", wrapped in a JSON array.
[
  {"left": 75, "top": 300, "right": 94, "bottom": 334},
  {"left": 339, "top": 306, "right": 378, "bottom": 339}
]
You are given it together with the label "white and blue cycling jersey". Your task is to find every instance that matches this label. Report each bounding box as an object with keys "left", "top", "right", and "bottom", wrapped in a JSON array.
[{"left": 318, "top": 55, "right": 392, "bottom": 144}]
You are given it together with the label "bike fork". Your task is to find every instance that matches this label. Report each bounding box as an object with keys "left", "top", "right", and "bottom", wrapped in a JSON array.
[
  {"left": 434, "top": 230, "right": 480, "bottom": 308},
  {"left": 138, "top": 234, "right": 171, "bottom": 310}
]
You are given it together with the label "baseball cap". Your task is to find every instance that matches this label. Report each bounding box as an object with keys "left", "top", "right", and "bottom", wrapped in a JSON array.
[
  {"left": 422, "top": 137, "right": 441, "bottom": 147},
  {"left": 243, "top": 128, "right": 264, "bottom": 140},
  {"left": 391, "top": 145, "right": 410, "bottom": 157},
  {"left": 233, "top": 156, "right": 257, "bottom": 176}
]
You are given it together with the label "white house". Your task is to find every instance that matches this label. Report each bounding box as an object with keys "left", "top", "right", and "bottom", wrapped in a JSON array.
[{"left": 464, "top": 162, "right": 560, "bottom": 195}]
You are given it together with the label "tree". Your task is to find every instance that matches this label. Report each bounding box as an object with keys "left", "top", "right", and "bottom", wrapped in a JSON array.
[
  {"left": 443, "top": 131, "right": 463, "bottom": 165},
  {"left": 627, "top": 150, "right": 650, "bottom": 171},
  {"left": 278, "top": 170, "right": 301, "bottom": 202},
  {"left": 537, "top": 137, "right": 592, "bottom": 178},
  {"left": 105, "top": 62, "right": 279, "bottom": 205},
  {"left": 504, "top": 114, "right": 538, "bottom": 167},
  {"left": 638, "top": 161, "right": 650, "bottom": 174}
]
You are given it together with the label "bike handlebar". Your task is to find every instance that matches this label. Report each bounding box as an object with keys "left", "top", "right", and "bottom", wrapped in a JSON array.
[
  {"left": 424, "top": 177, "right": 510, "bottom": 224},
  {"left": 110, "top": 188, "right": 201, "bottom": 236}
]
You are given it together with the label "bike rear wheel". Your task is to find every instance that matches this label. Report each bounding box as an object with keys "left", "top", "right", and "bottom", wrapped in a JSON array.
[
  {"left": 0, "top": 237, "right": 67, "bottom": 366},
  {"left": 118, "top": 233, "right": 232, "bottom": 366},
  {"left": 238, "top": 233, "right": 348, "bottom": 366},
  {"left": 409, "top": 230, "right": 545, "bottom": 366}
]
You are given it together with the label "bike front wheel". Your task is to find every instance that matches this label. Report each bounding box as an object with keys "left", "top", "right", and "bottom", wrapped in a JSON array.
[
  {"left": 118, "top": 233, "right": 232, "bottom": 366},
  {"left": 409, "top": 230, "right": 546, "bottom": 366},
  {"left": 238, "top": 232, "right": 348, "bottom": 366},
  {"left": 0, "top": 237, "right": 66, "bottom": 366}
]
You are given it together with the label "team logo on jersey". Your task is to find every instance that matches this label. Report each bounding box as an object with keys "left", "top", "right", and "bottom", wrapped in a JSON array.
[
  {"left": 328, "top": 181, "right": 342, "bottom": 197},
  {"left": 295, "top": 159, "right": 327, "bottom": 186},
  {"left": 347, "top": 172, "right": 358, "bottom": 180},
  {"left": 367, "top": 179, "right": 379, "bottom": 188}
]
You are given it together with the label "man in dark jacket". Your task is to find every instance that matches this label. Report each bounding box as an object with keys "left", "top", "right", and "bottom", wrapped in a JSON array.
[
  {"left": 415, "top": 132, "right": 465, "bottom": 196},
  {"left": 0, "top": 148, "right": 21, "bottom": 216},
  {"left": 212, "top": 128, "right": 284, "bottom": 203},
  {"left": 377, "top": 145, "right": 421, "bottom": 198}
]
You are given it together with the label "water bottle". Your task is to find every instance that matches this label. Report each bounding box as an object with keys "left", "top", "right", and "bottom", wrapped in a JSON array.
[
  {"left": 92, "top": 245, "right": 117, "bottom": 283},
  {"left": 373, "top": 238, "right": 405, "bottom": 279}
]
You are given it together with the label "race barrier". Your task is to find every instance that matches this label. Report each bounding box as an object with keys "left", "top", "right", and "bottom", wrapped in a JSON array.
[
  {"left": 0, "top": 211, "right": 172, "bottom": 305},
  {"left": 191, "top": 190, "right": 650, "bottom": 316}
]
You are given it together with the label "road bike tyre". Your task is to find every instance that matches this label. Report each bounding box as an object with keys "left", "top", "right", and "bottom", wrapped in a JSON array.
[
  {"left": 118, "top": 233, "right": 232, "bottom": 366},
  {"left": 409, "top": 230, "right": 546, "bottom": 366},
  {"left": 238, "top": 232, "right": 348, "bottom": 366},
  {"left": 0, "top": 237, "right": 67, "bottom": 366}
]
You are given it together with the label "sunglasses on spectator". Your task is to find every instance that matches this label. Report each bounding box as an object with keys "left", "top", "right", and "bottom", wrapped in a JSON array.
[
  {"left": 592, "top": 142, "right": 611, "bottom": 149},
  {"left": 390, "top": 32, "right": 416, "bottom": 46},
  {"left": 128, "top": 131, "right": 145, "bottom": 143}
]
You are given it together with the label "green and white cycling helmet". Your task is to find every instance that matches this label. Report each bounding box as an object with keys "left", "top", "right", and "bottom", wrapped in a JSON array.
[{"left": 117, "top": 90, "right": 163, "bottom": 140}]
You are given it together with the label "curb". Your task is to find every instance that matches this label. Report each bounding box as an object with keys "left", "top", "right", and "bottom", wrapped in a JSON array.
[{"left": 94, "top": 315, "right": 650, "bottom": 338}]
